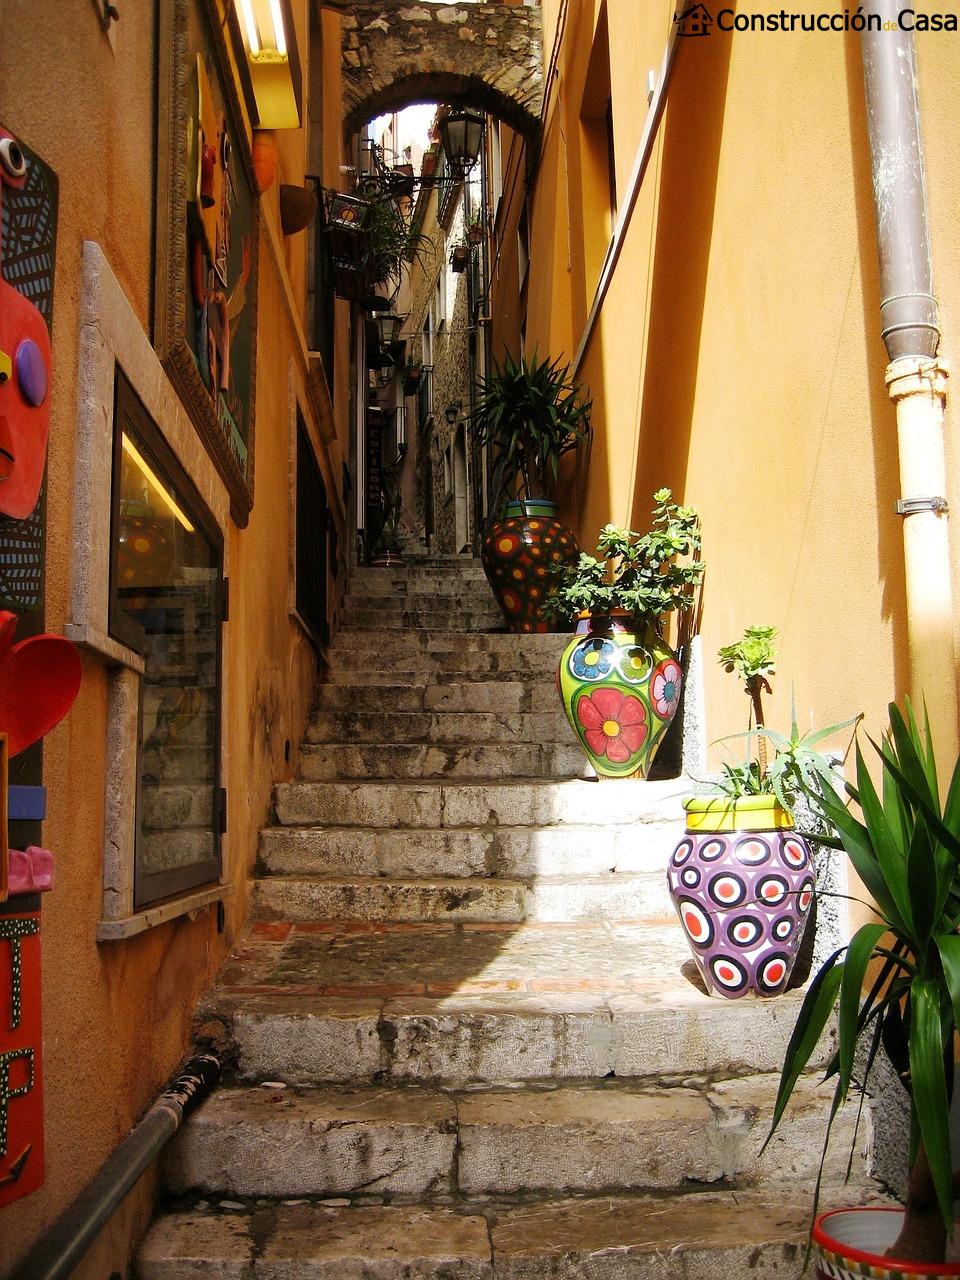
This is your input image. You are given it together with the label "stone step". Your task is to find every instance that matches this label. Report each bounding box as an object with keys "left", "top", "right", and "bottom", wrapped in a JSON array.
[
  {"left": 341, "top": 610, "right": 505, "bottom": 631},
  {"left": 251, "top": 873, "right": 670, "bottom": 924},
  {"left": 163, "top": 1074, "right": 858, "bottom": 1200},
  {"left": 138, "top": 1186, "right": 873, "bottom": 1279},
  {"left": 197, "top": 920, "right": 825, "bottom": 1086},
  {"left": 305, "top": 711, "right": 572, "bottom": 746},
  {"left": 349, "top": 568, "right": 490, "bottom": 593},
  {"left": 325, "top": 652, "right": 560, "bottom": 681},
  {"left": 258, "top": 821, "right": 679, "bottom": 880},
  {"left": 344, "top": 591, "right": 497, "bottom": 612},
  {"left": 299, "top": 742, "right": 591, "bottom": 781},
  {"left": 274, "top": 778, "right": 685, "bottom": 830},
  {"left": 313, "top": 680, "right": 561, "bottom": 714},
  {"left": 330, "top": 631, "right": 567, "bottom": 657}
]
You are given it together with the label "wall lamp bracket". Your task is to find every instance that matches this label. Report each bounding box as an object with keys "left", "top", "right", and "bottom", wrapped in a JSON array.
[{"left": 895, "top": 496, "right": 949, "bottom": 517}]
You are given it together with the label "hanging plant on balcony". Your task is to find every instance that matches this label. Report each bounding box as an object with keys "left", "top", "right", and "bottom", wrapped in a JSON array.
[
  {"left": 472, "top": 352, "right": 591, "bottom": 633},
  {"left": 545, "top": 492, "right": 703, "bottom": 779}
]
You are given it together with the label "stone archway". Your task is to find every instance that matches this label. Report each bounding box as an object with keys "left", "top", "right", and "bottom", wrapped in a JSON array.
[{"left": 339, "top": 2, "right": 544, "bottom": 141}]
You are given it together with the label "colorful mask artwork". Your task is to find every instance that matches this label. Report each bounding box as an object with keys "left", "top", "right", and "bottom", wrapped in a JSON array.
[
  {"left": 186, "top": 53, "right": 252, "bottom": 469},
  {"left": 0, "top": 612, "right": 80, "bottom": 1205},
  {"left": 0, "top": 129, "right": 52, "bottom": 522},
  {"left": 0, "top": 904, "right": 43, "bottom": 1207}
]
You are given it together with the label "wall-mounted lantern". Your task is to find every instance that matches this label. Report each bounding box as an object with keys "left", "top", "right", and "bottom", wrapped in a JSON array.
[
  {"left": 231, "top": 0, "right": 302, "bottom": 130},
  {"left": 444, "top": 402, "right": 462, "bottom": 427},
  {"left": 438, "top": 108, "right": 485, "bottom": 174},
  {"left": 377, "top": 312, "right": 404, "bottom": 348}
]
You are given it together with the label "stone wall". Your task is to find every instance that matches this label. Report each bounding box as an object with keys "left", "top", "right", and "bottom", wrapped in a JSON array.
[
  {"left": 407, "top": 183, "right": 477, "bottom": 554},
  {"left": 340, "top": 2, "right": 543, "bottom": 139}
]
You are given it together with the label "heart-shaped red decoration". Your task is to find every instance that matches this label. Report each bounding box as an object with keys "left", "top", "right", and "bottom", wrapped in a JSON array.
[{"left": 0, "top": 612, "right": 82, "bottom": 756}]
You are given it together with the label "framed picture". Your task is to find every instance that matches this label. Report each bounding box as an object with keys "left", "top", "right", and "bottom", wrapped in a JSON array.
[{"left": 155, "top": 0, "right": 259, "bottom": 526}]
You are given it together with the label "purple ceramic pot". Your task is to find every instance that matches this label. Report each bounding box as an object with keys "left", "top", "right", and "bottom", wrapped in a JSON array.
[{"left": 666, "top": 795, "right": 814, "bottom": 999}]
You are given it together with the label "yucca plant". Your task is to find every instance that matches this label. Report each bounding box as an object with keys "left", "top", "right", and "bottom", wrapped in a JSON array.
[
  {"left": 767, "top": 701, "right": 960, "bottom": 1263},
  {"left": 470, "top": 352, "right": 591, "bottom": 509}
]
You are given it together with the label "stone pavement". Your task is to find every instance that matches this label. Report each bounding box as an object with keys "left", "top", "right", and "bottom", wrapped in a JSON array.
[{"left": 137, "top": 559, "right": 876, "bottom": 1278}]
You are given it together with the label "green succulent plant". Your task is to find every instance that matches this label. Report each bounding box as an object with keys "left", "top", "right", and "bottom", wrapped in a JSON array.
[
  {"left": 543, "top": 489, "right": 703, "bottom": 633},
  {"left": 470, "top": 352, "right": 592, "bottom": 506},
  {"left": 767, "top": 701, "right": 960, "bottom": 1264}
]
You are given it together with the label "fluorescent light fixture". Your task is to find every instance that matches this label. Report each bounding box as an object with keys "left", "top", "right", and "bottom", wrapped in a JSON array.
[
  {"left": 232, "top": 0, "right": 302, "bottom": 128},
  {"left": 237, "top": 0, "right": 260, "bottom": 56},
  {"left": 122, "top": 434, "right": 195, "bottom": 533},
  {"left": 236, "top": 0, "right": 287, "bottom": 62},
  {"left": 268, "top": 0, "right": 287, "bottom": 56}
]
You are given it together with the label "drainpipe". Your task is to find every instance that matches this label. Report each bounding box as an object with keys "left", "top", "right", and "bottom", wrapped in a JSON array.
[
  {"left": 10, "top": 1055, "right": 220, "bottom": 1280},
  {"left": 861, "top": 0, "right": 958, "bottom": 762}
]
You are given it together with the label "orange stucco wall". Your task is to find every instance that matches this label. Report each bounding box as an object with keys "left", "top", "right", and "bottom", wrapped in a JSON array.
[
  {"left": 0, "top": 3, "right": 347, "bottom": 1275},
  {"left": 505, "top": 0, "right": 960, "bottom": 762}
]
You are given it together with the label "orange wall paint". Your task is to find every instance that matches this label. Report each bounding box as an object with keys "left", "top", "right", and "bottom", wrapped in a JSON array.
[
  {"left": 513, "top": 0, "right": 956, "bottom": 761},
  {"left": 0, "top": 3, "right": 347, "bottom": 1274}
]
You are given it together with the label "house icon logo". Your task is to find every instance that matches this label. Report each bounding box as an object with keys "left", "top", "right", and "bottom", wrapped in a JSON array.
[{"left": 674, "top": 3, "right": 714, "bottom": 36}]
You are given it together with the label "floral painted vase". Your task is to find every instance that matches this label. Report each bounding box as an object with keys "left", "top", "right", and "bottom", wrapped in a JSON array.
[
  {"left": 556, "top": 612, "right": 683, "bottom": 778},
  {"left": 480, "top": 499, "right": 579, "bottom": 634},
  {"left": 813, "top": 1207, "right": 960, "bottom": 1278},
  {"left": 666, "top": 794, "right": 814, "bottom": 999}
]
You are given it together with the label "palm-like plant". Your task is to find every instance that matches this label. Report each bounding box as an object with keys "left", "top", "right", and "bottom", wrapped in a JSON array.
[
  {"left": 768, "top": 701, "right": 960, "bottom": 1263},
  {"left": 470, "top": 352, "right": 591, "bottom": 509}
]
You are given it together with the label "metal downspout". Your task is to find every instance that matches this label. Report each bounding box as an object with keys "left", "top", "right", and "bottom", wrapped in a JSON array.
[
  {"left": 861, "top": 1, "right": 958, "bottom": 760},
  {"left": 10, "top": 1055, "right": 220, "bottom": 1280}
]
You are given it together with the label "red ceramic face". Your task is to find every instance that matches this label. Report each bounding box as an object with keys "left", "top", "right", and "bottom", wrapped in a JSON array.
[{"left": 0, "top": 129, "right": 51, "bottom": 522}]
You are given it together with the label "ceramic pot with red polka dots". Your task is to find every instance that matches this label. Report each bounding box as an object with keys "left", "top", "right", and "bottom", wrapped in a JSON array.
[
  {"left": 556, "top": 611, "right": 683, "bottom": 778},
  {"left": 666, "top": 795, "right": 814, "bottom": 999},
  {"left": 480, "top": 499, "right": 579, "bottom": 634}
]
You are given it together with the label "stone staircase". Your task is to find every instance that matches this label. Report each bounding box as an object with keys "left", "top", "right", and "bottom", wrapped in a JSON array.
[{"left": 137, "top": 558, "right": 874, "bottom": 1278}]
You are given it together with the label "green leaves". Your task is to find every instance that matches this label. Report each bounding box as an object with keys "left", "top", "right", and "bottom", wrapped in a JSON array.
[
  {"left": 718, "top": 625, "right": 778, "bottom": 685},
  {"left": 543, "top": 491, "right": 704, "bottom": 628},
  {"left": 470, "top": 352, "right": 592, "bottom": 504},
  {"left": 770, "top": 699, "right": 960, "bottom": 1244}
]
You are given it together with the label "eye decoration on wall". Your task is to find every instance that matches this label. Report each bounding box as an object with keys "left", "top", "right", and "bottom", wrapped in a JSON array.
[
  {"left": 0, "top": 131, "right": 51, "bottom": 526},
  {"left": 0, "top": 125, "right": 57, "bottom": 617},
  {"left": 155, "top": 0, "right": 260, "bottom": 527}
]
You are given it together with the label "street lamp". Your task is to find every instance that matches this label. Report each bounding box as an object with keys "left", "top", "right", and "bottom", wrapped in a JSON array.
[
  {"left": 444, "top": 403, "right": 461, "bottom": 426},
  {"left": 438, "top": 108, "right": 485, "bottom": 174},
  {"left": 378, "top": 312, "right": 405, "bottom": 348}
]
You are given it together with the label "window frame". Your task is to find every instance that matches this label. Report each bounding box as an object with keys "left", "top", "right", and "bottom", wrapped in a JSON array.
[{"left": 108, "top": 370, "right": 225, "bottom": 909}]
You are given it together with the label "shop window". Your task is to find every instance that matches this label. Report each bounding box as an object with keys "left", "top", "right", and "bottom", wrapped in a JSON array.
[
  {"left": 109, "top": 372, "right": 224, "bottom": 908},
  {"left": 296, "top": 414, "right": 330, "bottom": 649}
]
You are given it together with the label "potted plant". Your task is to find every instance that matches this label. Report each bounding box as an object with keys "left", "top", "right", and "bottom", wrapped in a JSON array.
[
  {"left": 667, "top": 625, "right": 859, "bottom": 995},
  {"left": 766, "top": 701, "right": 960, "bottom": 1273},
  {"left": 545, "top": 491, "right": 703, "bottom": 779},
  {"left": 472, "top": 352, "right": 591, "bottom": 633},
  {"left": 402, "top": 360, "right": 424, "bottom": 395},
  {"left": 467, "top": 213, "right": 485, "bottom": 246},
  {"left": 451, "top": 242, "right": 469, "bottom": 273}
]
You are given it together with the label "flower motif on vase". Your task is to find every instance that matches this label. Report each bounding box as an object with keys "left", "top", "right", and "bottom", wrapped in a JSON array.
[
  {"left": 651, "top": 657, "right": 682, "bottom": 718},
  {"left": 570, "top": 637, "right": 616, "bottom": 680},
  {"left": 575, "top": 686, "right": 648, "bottom": 765},
  {"left": 618, "top": 645, "right": 653, "bottom": 684}
]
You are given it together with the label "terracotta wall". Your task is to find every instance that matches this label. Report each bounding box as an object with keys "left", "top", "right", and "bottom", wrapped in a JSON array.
[
  {"left": 0, "top": 3, "right": 347, "bottom": 1275},
  {"left": 504, "top": 0, "right": 960, "bottom": 763}
]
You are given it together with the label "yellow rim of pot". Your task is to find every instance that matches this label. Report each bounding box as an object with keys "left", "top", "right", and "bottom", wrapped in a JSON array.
[{"left": 683, "top": 793, "right": 795, "bottom": 833}]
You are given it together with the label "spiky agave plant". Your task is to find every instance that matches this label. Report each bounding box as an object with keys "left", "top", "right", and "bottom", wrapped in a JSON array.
[
  {"left": 766, "top": 701, "right": 960, "bottom": 1263},
  {"left": 470, "top": 352, "right": 591, "bottom": 509}
]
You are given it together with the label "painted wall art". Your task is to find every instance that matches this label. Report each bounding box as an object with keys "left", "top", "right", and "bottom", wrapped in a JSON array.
[
  {"left": 0, "top": 613, "right": 82, "bottom": 1207},
  {"left": 155, "top": 0, "right": 259, "bottom": 526},
  {"left": 0, "top": 124, "right": 57, "bottom": 617}
]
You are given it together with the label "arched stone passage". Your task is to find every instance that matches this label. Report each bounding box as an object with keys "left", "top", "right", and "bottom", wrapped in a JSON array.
[{"left": 340, "top": 2, "right": 543, "bottom": 142}]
